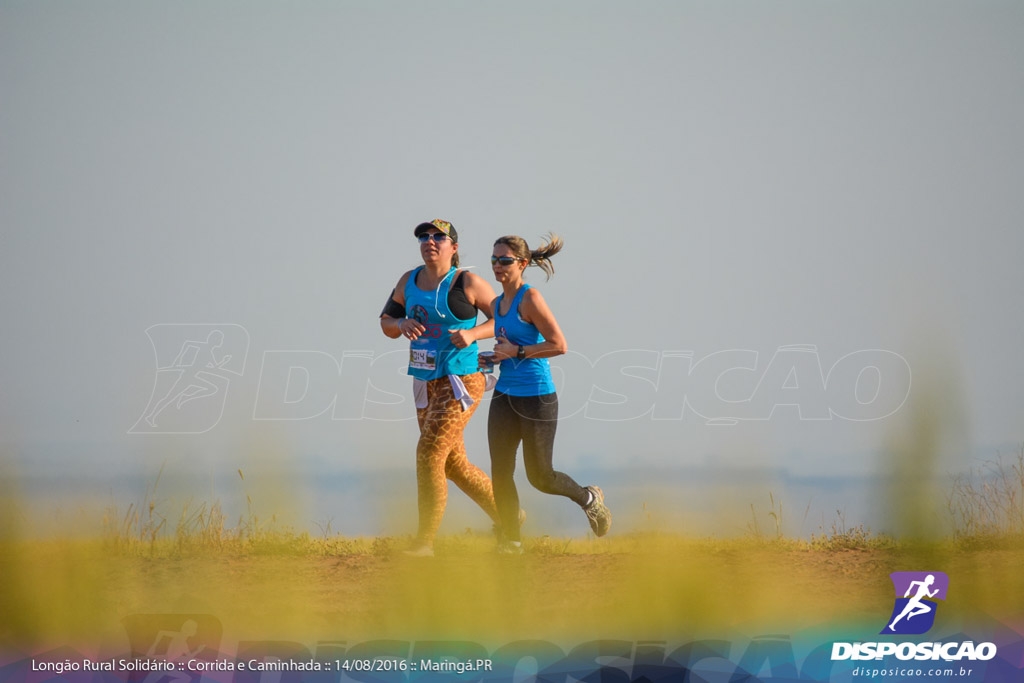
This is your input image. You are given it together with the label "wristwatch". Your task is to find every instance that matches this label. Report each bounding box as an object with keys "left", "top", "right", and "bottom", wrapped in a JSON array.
[{"left": 516, "top": 345, "right": 526, "bottom": 360}]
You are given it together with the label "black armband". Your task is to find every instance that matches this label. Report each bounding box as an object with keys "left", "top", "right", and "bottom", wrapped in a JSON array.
[{"left": 380, "top": 290, "right": 405, "bottom": 319}]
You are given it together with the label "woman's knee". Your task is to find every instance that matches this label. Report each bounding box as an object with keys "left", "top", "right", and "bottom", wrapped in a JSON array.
[
  {"left": 526, "top": 466, "right": 558, "bottom": 493},
  {"left": 443, "top": 448, "right": 470, "bottom": 478},
  {"left": 417, "top": 433, "right": 452, "bottom": 463}
]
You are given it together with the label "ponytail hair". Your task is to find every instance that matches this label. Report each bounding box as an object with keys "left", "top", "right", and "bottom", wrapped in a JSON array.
[{"left": 493, "top": 233, "right": 564, "bottom": 280}]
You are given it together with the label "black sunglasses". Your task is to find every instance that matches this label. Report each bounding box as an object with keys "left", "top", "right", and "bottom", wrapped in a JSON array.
[
  {"left": 491, "top": 256, "right": 521, "bottom": 266},
  {"left": 418, "top": 233, "right": 449, "bottom": 243}
]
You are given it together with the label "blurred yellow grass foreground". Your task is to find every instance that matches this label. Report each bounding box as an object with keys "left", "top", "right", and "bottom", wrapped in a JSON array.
[{"left": 3, "top": 459, "right": 1023, "bottom": 654}]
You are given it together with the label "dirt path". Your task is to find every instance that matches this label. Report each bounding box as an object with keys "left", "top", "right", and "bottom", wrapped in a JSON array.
[{"left": 90, "top": 544, "right": 1024, "bottom": 646}]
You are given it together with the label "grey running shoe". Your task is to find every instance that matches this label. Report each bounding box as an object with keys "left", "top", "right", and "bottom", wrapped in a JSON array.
[
  {"left": 583, "top": 486, "right": 611, "bottom": 537},
  {"left": 496, "top": 540, "right": 523, "bottom": 555}
]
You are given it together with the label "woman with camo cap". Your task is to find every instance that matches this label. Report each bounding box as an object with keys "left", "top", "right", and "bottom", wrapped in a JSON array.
[{"left": 379, "top": 219, "right": 502, "bottom": 557}]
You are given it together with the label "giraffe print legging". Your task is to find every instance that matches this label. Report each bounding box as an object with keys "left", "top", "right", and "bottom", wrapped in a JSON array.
[{"left": 415, "top": 372, "right": 499, "bottom": 543}]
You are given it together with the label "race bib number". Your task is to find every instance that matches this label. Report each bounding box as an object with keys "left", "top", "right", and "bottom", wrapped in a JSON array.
[{"left": 410, "top": 347, "right": 437, "bottom": 371}]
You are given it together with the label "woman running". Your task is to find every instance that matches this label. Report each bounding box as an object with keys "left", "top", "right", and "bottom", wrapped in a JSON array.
[
  {"left": 379, "top": 219, "right": 501, "bottom": 557},
  {"left": 485, "top": 234, "right": 611, "bottom": 554}
]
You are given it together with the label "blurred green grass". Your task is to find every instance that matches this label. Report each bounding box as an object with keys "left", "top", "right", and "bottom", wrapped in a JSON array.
[
  {"left": 3, "top": 435, "right": 1024, "bottom": 651},
  {"left": 3, "top": 527, "right": 1023, "bottom": 651}
]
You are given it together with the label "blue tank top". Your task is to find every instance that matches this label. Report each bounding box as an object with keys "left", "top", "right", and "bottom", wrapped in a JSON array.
[
  {"left": 493, "top": 284, "right": 556, "bottom": 396},
  {"left": 404, "top": 267, "right": 479, "bottom": 380}
]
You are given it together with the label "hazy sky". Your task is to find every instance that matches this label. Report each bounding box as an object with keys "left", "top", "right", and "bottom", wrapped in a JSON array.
[{"left": 2, "top": 2, "right": 1022, "bottom": 533}]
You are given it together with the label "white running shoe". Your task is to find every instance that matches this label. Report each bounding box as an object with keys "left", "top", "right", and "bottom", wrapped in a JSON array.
[{"left": 402, "top": 543, "right": 434, "bottom": 558}]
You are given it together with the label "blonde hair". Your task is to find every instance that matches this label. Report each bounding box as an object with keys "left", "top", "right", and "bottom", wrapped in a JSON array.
[{"left": 493, "top": 233, "right": 564, "bottom": 280}]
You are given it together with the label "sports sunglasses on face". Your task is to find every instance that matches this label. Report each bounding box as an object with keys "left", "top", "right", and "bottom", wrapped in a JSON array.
[
  {"left": 491, "top": 256, "right": 521, "bottom": 266},
  {"left": 418, "top": 233, "right": 450, "bottom": 243}
]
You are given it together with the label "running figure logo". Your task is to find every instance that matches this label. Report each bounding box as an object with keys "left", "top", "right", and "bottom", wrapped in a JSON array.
[
  {"left": 410, "top": 304, "right": 429, "bottom": 324},
  {"left": 130, "top": 324, "right": 249, "bottom": 434},
  {"left": 121, "top": 613, "right": 223, "bottom": 683},
  {"left": 881, "top": 571, "right": 950, "bottom": 635}
]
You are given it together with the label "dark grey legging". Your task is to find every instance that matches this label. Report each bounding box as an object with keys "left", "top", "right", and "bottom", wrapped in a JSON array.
[{"left": 488, "top": 391, "right": 589, "bottom": 542}]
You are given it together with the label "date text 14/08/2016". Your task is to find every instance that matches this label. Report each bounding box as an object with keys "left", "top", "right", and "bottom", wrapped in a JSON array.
[{"left": 339, "top": 659, "right": 493, "bottom": 674}]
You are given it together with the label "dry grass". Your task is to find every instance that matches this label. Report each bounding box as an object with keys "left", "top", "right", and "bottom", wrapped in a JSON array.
[
  {"left": 4, "top": 529, "right": 1023, "bottom": 652},
  {"left": 948, "top": 444, "right": 1024, "bottom": 547},
  {"left": 2, "top": 453, "right": 1023, "bottom": 653}
]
